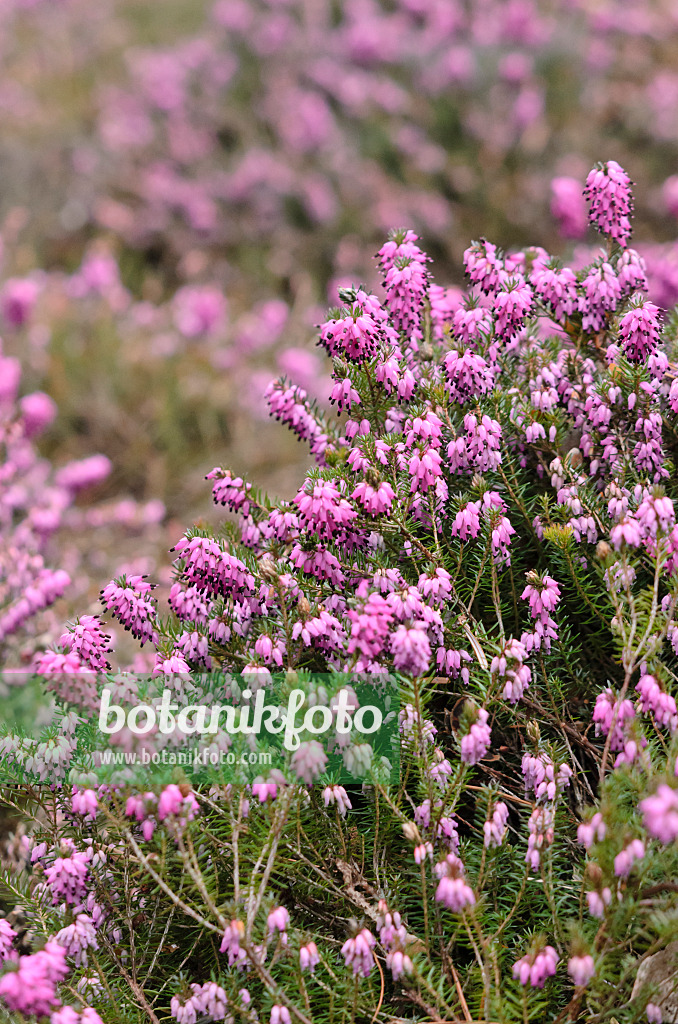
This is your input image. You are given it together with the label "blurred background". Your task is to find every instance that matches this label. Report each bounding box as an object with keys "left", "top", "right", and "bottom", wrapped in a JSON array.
[{"left": 4, "top": 0, "right": 678, "bottom": 663}]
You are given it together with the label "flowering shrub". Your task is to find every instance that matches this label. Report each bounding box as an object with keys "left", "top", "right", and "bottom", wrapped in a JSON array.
[{"left": 6, "top": 162, "right": 678, "bottom": 1022}]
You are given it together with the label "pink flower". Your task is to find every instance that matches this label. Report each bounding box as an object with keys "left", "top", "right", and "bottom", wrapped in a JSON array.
[
  {"left": 351, "top": 480, "right": 395, "bottom": 515},
  {"left": 577, "top": 812, "right": 606, "bottom": 850},
  {"left": 464, "top": 239, "right": 503, "bottom": 295},
  {"left": 295, "top": 479, "right": 358, "bottom": 540},
  {"left": 413, "top": 842, "right": 433, "bottom": 864},
  {"left": 323, "top": 785, "right": 352, "bottom": 817},
  {"left": 20, "top": 391, "right": 57, "bottom": 438},
  {"left": 460, "top": 707, "right": 491, "bottom": 765},
  {"left": 54, "top": 454, "right": 112, "bottom": 494},
  {"left": 384, "top": 257, "right": 429, "bottom": 333},
  {"left": 60, "top": 616, "right": 112, "bottom": 672},
  {"left": 407, "top": 447, "right": 443, "bottom": 491},
  {"left": 267, "top": 906, "right": 290, "bottom": 937},
  {"left": 512, "top": 945, "right": 559, "bottom": 988},
  {"left": 100, "top": 574, "right": 158, "bottom": 645},
  {"left": 444, "top": 349, "right": 494, "bottom": 404},
  {"left": 568, "top": 953, "right": 595, "bottom": 988},
  {"left": 531, "top": 261, "right": 579, "bottom": 320},
  {"left": 636, "top": 674, "right": 678, "bottom": 731},
  {"left": 387, "top": 949, "right": 414, "bottom": 980},
  {"left": 551, "top": 176, "right": 588, "bottom": 239},
  {"left": 434, "top": 854, "right": 475, "bottom": 913},
  {"left": 0, "top": 277, "right": 40, "bottom": 327},
  {"left": 341, "top": 928, "right": 376, "bottom": 977},
  {"left": 613, "top": 839, "right": 645, "bottom": 877},
  {"left": 578, "top": 261, "right": 621, "bottom": 332},
  {"left": 291, "top": 741, "right": 327, "bottom": 784},
  {"left": 586, "top": 887, "right": 612, "bottom": 918},
  {"left": 484, "top": 802, "right": 509, "bottom": 848},
  {"left": 391, "top": 623, "right": 431, "bottom": 677},
  {"left": 0, "top": 920, "right": 16, "bottom": 961},
  {"left": 71, "top": 787, "right": 99, "bottom": 820},
  {"left": 618, "top": 299, "right": 662, "bottom": 364},
  {"left": 584, "top": 160, "right": 634, "bottom": 245},
  {"left": 494, "top": 277, "right": 533, "bottom": 340},
  {"left": 521, "top": 574, "right": 561, "bottom": 621},
  {"left": 593, "top": 688, "right": 635, "bottom": 750},
  {"left": 45, "top": 852, "right": 90, "bottom": 905},
  {"left": 173, "top": 285, "right": 227, "bottom": 337},
  {"left": 329, "top": 377, "right": 361, "bottom": 413},
  {"left": 0, "top": 941, "right": 68, "bottom": 1018},
  {"left": 299, "top": 942, "right": 320, "bottom": 973},
  {"left": 640, "top": 784, "right": 678, "bottom": 844},
  {"left": 157, "top": 785, "right": 199, "bottom": 825},
  {"left": 270, "top": 1005, "right": 292, "bottom": 1024},
  {"left": 320, "top": 308, "right": 381, "bottom": 364},
  {"left": 450, "top": 501, "right": 481, "bottom": 540},
  {"left": 526, "top": 805, "right": 555, "bottom": 869},
  {"left": 220, "top": 920, "right": 247, "bottom": 967},
  {"left": 54, "top": 914, "right": 98, "bottom": 967},
  {"left": 251, "top": 780, "right": 278, "bottom": 802}
]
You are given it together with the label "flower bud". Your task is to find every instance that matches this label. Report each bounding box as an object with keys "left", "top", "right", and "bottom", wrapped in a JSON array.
[{"left": 401, "top": 821, "right": 420, "bottom": 843}]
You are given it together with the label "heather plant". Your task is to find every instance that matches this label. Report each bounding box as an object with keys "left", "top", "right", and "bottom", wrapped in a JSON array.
[
  {"left": 78, "top": 0, "right": 678, "bottom": 302},
  {"left": 9, "top": 0, "right": 678, "bottom": 535},
  {"left": 8, "top": 0, "right": 678, "bottom": 297},
  {"left": 3, "top": 162, "right": 678, "bottom": 1022}
]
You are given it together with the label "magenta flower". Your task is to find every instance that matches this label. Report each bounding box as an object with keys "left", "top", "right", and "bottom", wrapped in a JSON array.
[
  {"left": 320, "top": 307, "right": 381, "bottom": 364},
  {"left": 0, "top": 920, "right": 16, "bottom": 961},
  {"left": 618, "top": 299, "right": 662, "bottom": 364},
  {"left": 100, "top": 574, "right": 158, "bottom": 645},
  {"left": 584, "top": 160, "right": 634, "bottom": 245},
  {"left": 0, "top": 941, "right": 68, "bottom": 1018}
]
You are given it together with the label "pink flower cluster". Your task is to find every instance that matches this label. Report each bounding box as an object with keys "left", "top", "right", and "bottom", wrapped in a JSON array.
[
  {"left": 512, "top": 945, "right": 559, "bottom": 988},
  {"left": 341, "top": 928, "right": 376, "bottom": 978},
  {"left": 434, "top": 854, "right": 475, "bottom": 913},
  {"left": 584, "top": 161, "right": 634, "bottom": 246},
  {"left": 460, "top": 706, "right": 491, "bottom": 766},
  {"left": 0, "top": 941, "right": 68, "bottom": 1018}
]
